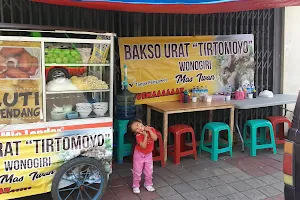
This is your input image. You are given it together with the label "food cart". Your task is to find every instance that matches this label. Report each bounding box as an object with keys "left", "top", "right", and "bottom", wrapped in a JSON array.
[{"left": 0, "top": 27, "right": 115, "bottom": 200}]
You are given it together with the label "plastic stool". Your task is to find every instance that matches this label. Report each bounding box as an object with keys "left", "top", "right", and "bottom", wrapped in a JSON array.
[
  {"left": 199, "top": 122, "right": 232, "bottom": 161},
  {"left": 243, "top": 119, "right": 277, "bottom": 156},
  {"left": 168, "top": 124, "right": 197, "bottom": 165},
  {"left": 114, "top": 119, "right": 132, "bottom": 164},
  {"left": 266, "top": 116, "right": 291, "bottom": 145},
  {"left": 152, "top": 130, "right": 165, "bottom": 167}
]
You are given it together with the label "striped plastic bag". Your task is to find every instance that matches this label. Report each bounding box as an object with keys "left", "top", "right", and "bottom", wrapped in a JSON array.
[{"left": 89, "top": 35, "right": 110, "bottom": 64}]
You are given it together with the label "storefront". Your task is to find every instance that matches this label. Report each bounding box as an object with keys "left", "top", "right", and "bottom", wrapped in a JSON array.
[{"left": 1, "top": 0, "right": 300, "bottom": 200}]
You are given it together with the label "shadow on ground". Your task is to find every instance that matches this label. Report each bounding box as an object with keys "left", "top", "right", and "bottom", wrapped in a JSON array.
[{"left": 17, "top": 145, "right": 284, "bottom": 200}]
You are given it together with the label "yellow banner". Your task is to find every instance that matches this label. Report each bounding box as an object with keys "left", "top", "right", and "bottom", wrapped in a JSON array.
[
  {"left": 0, "top": 125, "right": 113, "bottom": 199},
  {"left": 119, "top": 35, "right": 254, "bottom": 104}
]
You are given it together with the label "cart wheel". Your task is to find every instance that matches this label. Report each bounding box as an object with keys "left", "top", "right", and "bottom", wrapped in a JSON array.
[
  {"left": 51, "top": 157, "right": 108, "bottom": 200},
  {"left": 48, "top": 67, "right": 70, "bottom": 81}
]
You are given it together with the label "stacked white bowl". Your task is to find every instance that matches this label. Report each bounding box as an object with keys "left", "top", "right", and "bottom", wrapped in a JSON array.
[
  {"left": 93, "top": 102, "right": 108, "bottom": 116},
  {"left": 76, "top": 103, "right": 92, "bottom": 118}
]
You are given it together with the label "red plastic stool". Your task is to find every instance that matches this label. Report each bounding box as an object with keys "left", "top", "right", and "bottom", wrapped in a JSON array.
[
  {"left": 266, "top": 116, "right": 291, "bottom": 144},
  {"left": 168, "top": 124, "right": 197, "bottom": 165},
  {"left": 152, "top": 131, "right": 165, "bottom": 167}
]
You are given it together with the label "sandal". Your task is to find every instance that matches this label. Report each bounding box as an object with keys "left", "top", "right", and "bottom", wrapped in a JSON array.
[
  {"left": 133, "top": 187, "right": 140, "bottom": 194},
  {"left": 144, "top": 185, "right": 155, "bottom": 192}
]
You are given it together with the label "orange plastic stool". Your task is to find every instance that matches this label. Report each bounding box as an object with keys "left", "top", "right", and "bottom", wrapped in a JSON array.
[
  {"left": 152, "top": 131, "right": 165, "bottom": 167},
  {"left": 168, "top": 124, "right": 197, "bottom": 165},
  {"left": 266, "top": 116, "right": 291, "bottom": 144}
]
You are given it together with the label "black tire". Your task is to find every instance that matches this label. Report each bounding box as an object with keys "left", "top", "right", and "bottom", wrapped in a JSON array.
[
  {"left": 48, "top": 67, "right": 70, "bottom": 81},
  {"left": 51, "top": 157, "right": 108, "bottom": 200}
]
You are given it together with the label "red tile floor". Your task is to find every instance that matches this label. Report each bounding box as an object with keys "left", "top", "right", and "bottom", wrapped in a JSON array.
[{"left": 18, "top": 145, "right": 285, "bottom": 200}]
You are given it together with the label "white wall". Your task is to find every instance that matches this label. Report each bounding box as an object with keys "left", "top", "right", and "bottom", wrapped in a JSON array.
[{"left": 283, "top": 6, "right": 300, "bottom": 119}]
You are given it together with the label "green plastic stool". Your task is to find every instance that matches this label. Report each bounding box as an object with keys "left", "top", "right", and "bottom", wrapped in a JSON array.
[
  {"left": 199, "top": 122, "right": 233, "bottom": 161},
  {"left": 114, "top": 119, "right": 132, "bottom": 164},
  {"left": 243, "top": 119, "right": 277, "bottom": 156}
]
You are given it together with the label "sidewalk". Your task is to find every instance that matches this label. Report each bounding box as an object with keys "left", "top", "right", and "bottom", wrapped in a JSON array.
[
  {"left": 18, "top": 145, "right": 284, "bottom": 200},
  {"left": 106, "top": 146, "right": 284, "bottom": 200}
]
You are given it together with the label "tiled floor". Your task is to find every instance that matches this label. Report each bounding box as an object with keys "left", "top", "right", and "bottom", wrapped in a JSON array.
[{"left": 18, "top": 145, "right": 285, "bottom": 200}]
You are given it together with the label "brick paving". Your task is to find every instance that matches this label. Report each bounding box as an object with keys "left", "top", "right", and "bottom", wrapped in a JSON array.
[{"left": 18, "top": 145, "right": 285, "bottom": 200}]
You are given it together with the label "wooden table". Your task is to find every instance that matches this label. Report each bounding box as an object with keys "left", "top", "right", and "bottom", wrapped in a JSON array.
[{"left": 146, "top": 101, "right": 235, "bottom": 162}]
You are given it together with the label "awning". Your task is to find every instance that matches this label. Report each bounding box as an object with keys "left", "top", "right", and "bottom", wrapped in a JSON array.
[{"left": 32, "top": 0, "right": 300, "bottom": 14}]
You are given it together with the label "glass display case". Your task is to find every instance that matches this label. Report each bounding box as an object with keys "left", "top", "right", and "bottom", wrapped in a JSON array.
[
  {"left": 0, "top": 32, "right": 114, "bottom": 125},
  {"left": 43, "top": 38, "right": 113, "bottom": 122}
]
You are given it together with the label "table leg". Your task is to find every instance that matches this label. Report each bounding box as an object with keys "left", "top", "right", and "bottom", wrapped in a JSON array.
[
  {"left": 284, "top": 104, "right": 287, "bottom": 117},
  {"left": 235, "top": 109, "right": 244, "bottom": 152},
  {"left": 147, "top": 106, "right": 151, "bottom": 126},
  {"left": 163, "top": 112, "right": 168, "bottom": 162},
  {"left": 230, "top": 107, "right": 234, "bottom": 144},
  {"left": 208, "top": 110, "right": 213, "bottom": 141}
]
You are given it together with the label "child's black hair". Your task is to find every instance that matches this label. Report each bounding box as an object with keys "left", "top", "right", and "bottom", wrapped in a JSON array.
[
  {"left": 127, "top": 118, "right": 143, "bottom": 136},
  {"left": 127, "top": 119, "right": 143, "bottom": 152}
]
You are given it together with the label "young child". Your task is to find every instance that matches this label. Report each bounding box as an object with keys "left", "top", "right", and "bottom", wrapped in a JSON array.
[{"left": 127, "top": 119, "right": 157, "bottom": 194}]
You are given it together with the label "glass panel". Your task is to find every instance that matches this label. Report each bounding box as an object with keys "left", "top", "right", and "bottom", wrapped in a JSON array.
[
  {"left": 45, "top": 37, "right": 110, "bottom": 66},
  {"left": 0, "top": 41, "right": 43, "bottom": 125},
  {"left": 46, "top": 93, "right": 109, "bottom": 121},
  {"left": 44, "top": 40, "right": 111, "bottom": 121}
]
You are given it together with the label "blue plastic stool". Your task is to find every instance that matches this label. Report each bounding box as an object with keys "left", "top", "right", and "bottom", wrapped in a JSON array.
[
  {"left": 114, "top": 119, "right": 132, "bottom": 164},
  {"left": 243, "top": 119, "right": 277, "bottom": 156},
  {"left": 199, "top": 122, "right": 232, "bottom": 161}
]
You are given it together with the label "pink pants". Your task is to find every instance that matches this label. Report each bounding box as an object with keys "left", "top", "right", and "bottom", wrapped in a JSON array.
[{"left": 132, "top": 149, "right": 153, "bottom": 188}]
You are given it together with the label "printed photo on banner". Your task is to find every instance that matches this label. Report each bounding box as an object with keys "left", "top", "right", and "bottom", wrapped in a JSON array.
[
  {"left": 0, "top": 41, "right": 42, "bottom": 125},
  {"left": 118, "top": 34, "right": 254, "bottom": 104}
]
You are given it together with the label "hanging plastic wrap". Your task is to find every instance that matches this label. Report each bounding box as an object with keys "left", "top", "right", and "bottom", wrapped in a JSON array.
[{"left": 89, "top": 35, "right": 110, "bottom": 64}]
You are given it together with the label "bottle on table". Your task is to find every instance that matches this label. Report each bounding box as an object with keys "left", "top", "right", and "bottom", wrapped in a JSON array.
[
  {"left": 253, "top": 89, "right": 257, "bottom": 98},
  {"left": 246, "top": 84, "right": 251, "bottom": 94},
  {"left": 204, "top": 85, "right": 208, "bottom": 95},
  {"left": 238, "top": 85, "right": 243, "bottom": 91},
  {"left": 226, "top": 85, "right": 232, "bottom": 98},
  {"left": 191, "top": 87, "right": 197, "bottom": 102},
  {"left": 196, "top": 86, "right": 200, "bottom": 98},
  {"left": 227, "top": 85, "right": 232, "bottom": 96},
  {"left": 243, "top": 86, "right": 247, "bottom": 99},
  {"left": 251, "top": 84, "right": 255, "bottom": 93},
  {"left": 227, "top": 85, "right": 232, "bottom": 93},
  {"left": 184, "top": 90, "right": 189, "bottom": 103},
  {"left": 199, "top": 86, "right": 203, "bottom": 96},
  {"left": 192, "top": 86, "right": 196, "bottom": 97}
]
